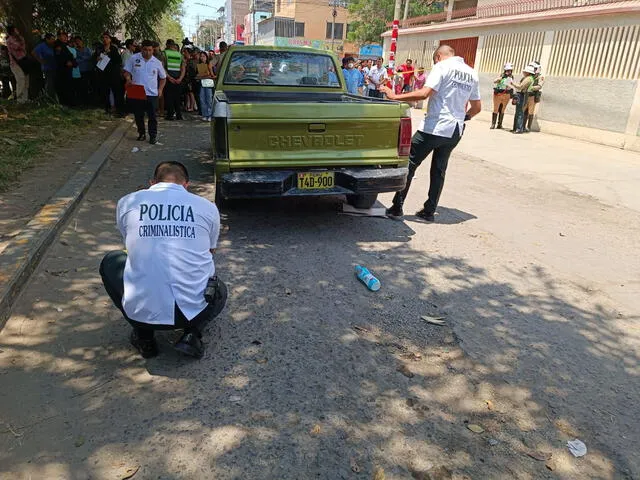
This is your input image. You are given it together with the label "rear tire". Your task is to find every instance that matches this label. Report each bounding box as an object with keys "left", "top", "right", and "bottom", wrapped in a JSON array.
[{"left": 346, "top": 193, "right": 378, "bottom": 210}]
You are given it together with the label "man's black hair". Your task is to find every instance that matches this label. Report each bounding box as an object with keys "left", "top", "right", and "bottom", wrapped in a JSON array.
[
  {"left": 141, "top": 40, "right": 153, "bottom": 48},
  {"left": 73, "top": 35, "right": 83, "bottom": 41},
  {"left": 219, "top": 41, "right": 228, "bottom": 49},
  {"left": 125, "top": 38, "right": 135, "bottom": 47},
  {"left": 154, "top": 161, "right": 190, "bottom": 183},
  {"left": 6, "top": 25, "right": 16, "bottom": 36}
]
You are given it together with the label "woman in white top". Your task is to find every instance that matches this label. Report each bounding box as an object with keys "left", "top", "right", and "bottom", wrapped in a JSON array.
[{"left": 196, "top": 51, "right": 216, "bottom": 121}]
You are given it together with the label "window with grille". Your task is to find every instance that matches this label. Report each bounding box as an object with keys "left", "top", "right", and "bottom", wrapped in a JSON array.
[{"left": 295, "top": 22, "right": 305, "bottom": 37}]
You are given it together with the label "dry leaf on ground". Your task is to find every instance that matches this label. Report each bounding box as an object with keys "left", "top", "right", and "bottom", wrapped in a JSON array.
[
  {"left": 421, "top": 315, "right": 446, "bottom": 326},
  {"left": 310, "top": 424, "right": 321, "bottom": 435},
  {"left": 121, "top": 465, "right": 140, "bottom": 479},
  {"left": 467, "top": 424, "right": 484, "bottom": 433},
  {"left": 373, "top": 467, "right": 385, "bottom": 480},
  {"left": 526, "top": 450, "right": 552, "bottom": 461}
]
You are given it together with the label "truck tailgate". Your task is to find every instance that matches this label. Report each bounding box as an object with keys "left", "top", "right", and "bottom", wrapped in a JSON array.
[{"left": 226, "top": 102, "right": 406, "bottom": 169}]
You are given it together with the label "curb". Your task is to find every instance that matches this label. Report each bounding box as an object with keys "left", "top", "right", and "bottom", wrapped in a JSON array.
[{"left": 0, "top": 119, "right": 132, "bottom": 329}]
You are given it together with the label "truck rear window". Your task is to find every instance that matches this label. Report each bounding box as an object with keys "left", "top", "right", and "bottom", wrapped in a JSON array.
[{"left": 223, "top": 51, "right": 342, "bottom": 88}]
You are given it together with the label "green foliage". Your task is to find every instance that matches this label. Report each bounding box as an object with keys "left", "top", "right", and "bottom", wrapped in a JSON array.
[
  {"left": 155, "top": 11, "right": 185, "bottom": 46},
  {"left": 0, "top": 0, "right": 184, "bottom": 44},
  {"left": 347, "top": 0, "right": 443, "bottom": 46}
]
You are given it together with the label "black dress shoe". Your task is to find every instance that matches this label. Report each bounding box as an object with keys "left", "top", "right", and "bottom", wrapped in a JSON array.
[
  {"left": 130, "top": 330, "right": 159, "bottom": 358},
  {"left": 137, "top": 133, "right": 146, "bottom": 141},
  {"left": 149, "top": 136, "right": 157, "bottom": 145},
  {"left": 176, "top": 115, "right": 184, "bottom": 121},
  {"left": 165, "top": 116, "right": 174, "bottom": 121},
  {"left": 415, "top": 209, "right": 435, "bottom": 222},
  {"left": 386, "top": 204, "right": 404, "bottom": 220},
  {"left": 174, "top": 332, "right": 204, "bottom": 359}
]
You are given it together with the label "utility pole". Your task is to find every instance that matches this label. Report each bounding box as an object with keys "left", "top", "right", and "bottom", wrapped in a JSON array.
[
  {"left": 403, "top": 0, "right": 410, "bottom": 21},
  {"left": 329, "top": 0, "right": 338, "bottom": 51}
]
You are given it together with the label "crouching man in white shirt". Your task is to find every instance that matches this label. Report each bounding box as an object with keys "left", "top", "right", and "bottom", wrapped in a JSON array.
[
  {"left": 380, "top": 45, "right": 482, "bottom": 222},
  {"left": 100, "top": 161, "right": 227, "bottom": 359}
]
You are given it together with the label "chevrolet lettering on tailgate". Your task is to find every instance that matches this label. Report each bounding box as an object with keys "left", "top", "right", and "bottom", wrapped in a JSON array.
[
  {"left": 268, "top": 134, "right": 366, "bottom": 149},
  {"left": 211, "top": 46, "right": 411, "bottom": 210}
]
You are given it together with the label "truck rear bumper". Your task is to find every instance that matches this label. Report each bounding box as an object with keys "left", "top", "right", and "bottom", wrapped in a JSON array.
[{"left": 220, "top": 167, "right": 408, "bottom": 199}]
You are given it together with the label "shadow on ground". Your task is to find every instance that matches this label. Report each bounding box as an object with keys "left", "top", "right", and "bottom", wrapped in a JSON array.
[{"left": 0, "top": 120, "right": 636, "bottom": 479}]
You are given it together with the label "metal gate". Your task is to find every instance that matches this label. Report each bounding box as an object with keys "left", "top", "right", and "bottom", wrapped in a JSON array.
[{"left": 439, "top": 37, "right": 479, "bottom": 68}]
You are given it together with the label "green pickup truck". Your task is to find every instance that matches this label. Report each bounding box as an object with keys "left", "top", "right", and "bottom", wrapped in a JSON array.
[{"left": 212, "top": 46, "right": 411, "bottom": 209}]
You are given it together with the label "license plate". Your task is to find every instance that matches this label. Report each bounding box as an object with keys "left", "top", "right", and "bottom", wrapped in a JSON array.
[{"left": 297, "top": 171, "right": 335, "bottom": 190}]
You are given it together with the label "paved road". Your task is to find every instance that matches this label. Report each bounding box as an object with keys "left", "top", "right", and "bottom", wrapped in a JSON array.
[{"left": 0, "top": 117, "right": 638, "bottom": 479}]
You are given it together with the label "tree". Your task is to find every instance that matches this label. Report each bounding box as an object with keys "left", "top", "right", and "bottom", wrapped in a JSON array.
[
  {"left": 154, "top": 5, "right": 185, "bottom": 46},
  {"left": 0, "top": 0, "right": 184, "bottom": 47},
  {"left": 347, "top": 0, "right": 443, "bottom": 46}
]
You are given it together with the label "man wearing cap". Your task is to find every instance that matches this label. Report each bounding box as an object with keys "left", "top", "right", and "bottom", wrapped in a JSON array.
[
  {"left": 509, "top": 65, "right": 535, "bottom": 134},
  {"left": 100, "top": 161, "right": 228, "bottom": 359},
  {"left": 524, "top": 61, "right": 545, "bottom": 132},
  {"left": 163, "top": 39, "right": 186, "bottom": 121},
  {"left": 124, "top": 40, "right": 167, "bottom": 145},
  {"left": 491, "top": 62, "right": 513, "bottom": 129},
  {"left": 380, "top": 45, "right": 481, "bottom": 223}
]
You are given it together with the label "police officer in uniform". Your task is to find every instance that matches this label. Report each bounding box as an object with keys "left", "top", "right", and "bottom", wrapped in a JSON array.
[
  {"left": 380, "top": 45, "right": 482, "bottom": 222},
  {"left": 123, "top": 40, "right": 167, "bottom": 145},
  {"left": 100, "top": 161, "right": 228, "bottom": 359},
  {"left": 510, "top": 64, "right": 535, "bottom": 134},
  {"left": 162, "top": 39, "right": 186, "bottom": 121},
  {"left": 491, "top": 62, "right": 513, "bottom": 129},
  {"left": 524, "top": 60, "right": 544, "bottom": 132}
]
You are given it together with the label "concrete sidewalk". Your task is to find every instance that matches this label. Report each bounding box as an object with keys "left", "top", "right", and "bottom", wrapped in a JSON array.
[{"left": 411, "top": 109, "right": 640, "bottom": 212}]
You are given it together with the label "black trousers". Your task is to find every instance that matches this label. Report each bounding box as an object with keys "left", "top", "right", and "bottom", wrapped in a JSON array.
[
  {"left": 164, "top": 78, "right": 182, "bottom": 119},
  {"left": 98, "top": 74, "right": 124, "bottom": 114},
  {"left": 368, "top": 89, "right": 383, "bottom": 98},
  {"left": 132, "top": 96, "right": 158, "bottom": 138},
  {"left": 99, "top": 251, "right": 217, "bottom": 340},
  {"left": 392, "top": 125, "right": 462, "bottom": 214}
]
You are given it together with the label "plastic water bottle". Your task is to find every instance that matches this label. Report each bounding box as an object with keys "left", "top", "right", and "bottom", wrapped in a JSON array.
[{"left": 355, "top": 265, "right": 381, "bottom": 291}]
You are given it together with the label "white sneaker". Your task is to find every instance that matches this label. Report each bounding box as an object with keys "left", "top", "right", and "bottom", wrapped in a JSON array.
[
  {"left": 201, "top": 116, "right": 208, "bottom": 121},
  {"left": 207, "top": 117, "right": 212, "bottom": 122}
]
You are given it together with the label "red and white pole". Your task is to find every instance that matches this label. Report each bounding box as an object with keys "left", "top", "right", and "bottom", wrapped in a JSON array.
[
  {"left": 390, "top": 19, "right": 399, "bottom": 65},
  {"left": 387, "top": 0, "right": 403, "bottom": 85}
]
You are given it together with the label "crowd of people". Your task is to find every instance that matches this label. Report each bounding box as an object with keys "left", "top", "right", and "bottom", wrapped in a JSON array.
[
  {"left": 340, "top": 56, "right": 426, "bottom": 106},
  {"left": 0, "top": 25, "right": 228, "bottom": 122}
]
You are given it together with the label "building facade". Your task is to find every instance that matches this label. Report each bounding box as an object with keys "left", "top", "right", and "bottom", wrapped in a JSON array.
[
  {"left": 225, "top": 0, "right": 251, "bottom": 43},
  {"left": 382, "top": 0, "right": 640, "bottom": 151},
  {"left": 255, "top": 0, "right": 357, "bottom": 55}
]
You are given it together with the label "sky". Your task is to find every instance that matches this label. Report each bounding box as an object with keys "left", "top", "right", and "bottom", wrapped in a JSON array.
[{"left": 181, "top": 0, "right": 226, "bottom": 38}]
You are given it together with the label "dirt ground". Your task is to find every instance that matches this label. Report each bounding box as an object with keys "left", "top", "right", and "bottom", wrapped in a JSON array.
[
  {"left": 0, "top": 118, "right": 638, "bottom": 479},
  {"left": 0, "top": 119, "right": 116, "bottom": 255}
]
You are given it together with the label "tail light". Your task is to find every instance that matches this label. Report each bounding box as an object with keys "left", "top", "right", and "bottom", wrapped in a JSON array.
[{"left": 398, "top": 117, "right": 412, "bottom": 157}]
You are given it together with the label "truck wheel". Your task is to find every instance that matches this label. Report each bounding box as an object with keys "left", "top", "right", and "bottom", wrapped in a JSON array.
[
  {"left": 346, "top": 193, "right": 378, "bottom": 210},
  {"left": 214, "top": 182, "right": 226, "bottom": 209}
]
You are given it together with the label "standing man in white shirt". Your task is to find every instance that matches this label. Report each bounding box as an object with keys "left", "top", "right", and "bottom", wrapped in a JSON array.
[
  {"left": 366, "top": 57, "right": 388, "bottom": 98},
  {"left": 100, "top": 161, "right": 228, "bottom": 359},
  {"left": 380, "top": 45, "right": 481, "bottom": 222},
  {"left": 123, "top": 40, "right": 167, "bottom": 145}
]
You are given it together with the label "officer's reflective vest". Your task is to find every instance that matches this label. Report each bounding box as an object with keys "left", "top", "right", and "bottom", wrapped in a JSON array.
[{"left": 165, "top": 49, "right": 182, "bottom": 73}]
